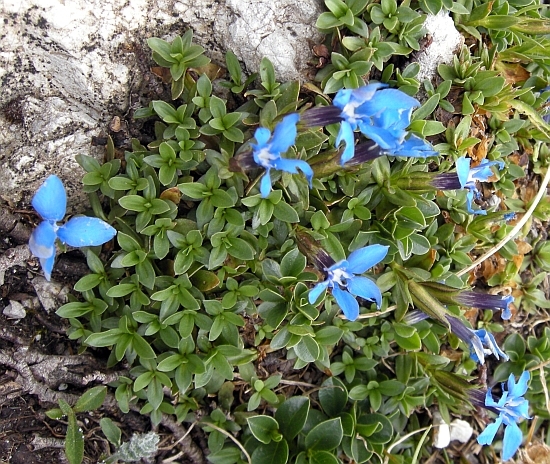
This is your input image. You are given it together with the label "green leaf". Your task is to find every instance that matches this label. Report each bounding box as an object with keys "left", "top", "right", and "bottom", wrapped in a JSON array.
[
  {"left": 65, "top": 408, "right": 84, "bottom": 464},
  {"left": 394, "top": 331, "right": 422, "bottom": 351},
  {"left": 280, "top": 248, "right": 306, "bottom": 278},
  {"left": 275, "top": 396, "right": 310, "bottom": 441},
  {"left": 272, "top": 200, "right": 300, "bottom": 223},
  {"left": 132, "top": 333, "right": 157, "bottom": 359},
  {"left": 227, "top": 237, "right": 255, "bottom": 261},
  {"left": 152, "top": 101, "right": 179, "bottom": 123},
  {"left": 319, "top": 377, "right": 348, "bottom": 417},
  {"left": 294, "top": 336, "right": 320, "bottom": 363},
  {"left": 73, "top": 386, "right": 107, "bottom": 413},
  {"left": 247, "top": 416, "right": 280, "bottom": 444},
  {"left": 74, "top": 273, "right": 102, "bottom": 292},
  {"left": 100, "top": 417, "right": 121, "bottom": 447},
  {"left": 309, "top": 450, "right": 341, "bottom": 464},
  {"left": 178, "top": 182, "right": 208, "bottom": 199},
  {"left": 250, "top": 439, "right": 289, "bottom": 464},
  {"left": 305, "top": 418, "right": 343, "bottom": 451}
]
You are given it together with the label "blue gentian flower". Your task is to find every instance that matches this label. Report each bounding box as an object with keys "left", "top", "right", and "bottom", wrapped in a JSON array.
[
  {"left": 468, "top": 329, "right": 509, "bottom": 364},
  {"left": 29, "top": 175, "right": 117, "bottom": 280},
  {"left": 308, "top": 245, "right": 388, "bottom": 321},
  {"left": 251, "top": 113, "right": 313, "bottom": 198},
  {"left": 477, "top": 371, "right": 531, "bottom": 461},
  {"left": 456, "top": 157, "right": 504, "bottom": 215},
  {"left": 407, "top": 311, "right": 508, "bottom": 365},
  {"left": 332, "top": 84, "right": 435, "bottom": 164},
  {"left": 453, "top": 291, "right": 514, "bottom": 320}
]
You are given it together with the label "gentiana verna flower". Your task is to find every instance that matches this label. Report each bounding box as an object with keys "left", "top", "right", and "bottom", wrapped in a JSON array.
[
  {"left": 308, "top": 245, "right": 388, "bottom": 321},
  {"left": 418, "top": 281, "right": 514, "bottom": 321},
  {"left": 476, "top": 371, "right": 531, "bottom": 461},
  {"left": 456, "top": 157, "right": 504, "bottom": 215},
  {"left": 405, "top": 310, "right": 508, "bottom": 365},
  {"left": 468, "top": 329, "right": 509, "bottom": 364},
  {"left": 445, "top": 315, "right": 508, "bottom": 365},
  {"left": 29, "top": 175, "right": 117, "bottom": 280},
  {"left": 453, "top": 290, "right": 514, "bottom": 320},
  {"left": 251, "top": 113, "right": 313, "bottom": 198},
  {"left": 332, "top": 84, "right": 435, "bottom": 164}
]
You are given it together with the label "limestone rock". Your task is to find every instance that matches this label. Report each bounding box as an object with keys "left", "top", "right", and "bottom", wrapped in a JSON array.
[
  {"left": 416, "top": 11, "right": 463, "bottom": 84},
  {"left": 0, "top": 0, "right": 323, "bottom": 212}
]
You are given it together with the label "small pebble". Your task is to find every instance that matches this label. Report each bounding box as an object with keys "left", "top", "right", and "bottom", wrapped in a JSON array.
[{"left": 3, "top": 300, "right": 26, "bottom": 319}]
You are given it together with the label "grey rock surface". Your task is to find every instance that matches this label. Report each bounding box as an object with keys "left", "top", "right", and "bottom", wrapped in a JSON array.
[
  {"left": 3, "top": 300, "right": 27, "bottom": 319},
  {"left": 1, "top": 0, "right": 323, "bottom": 211},
  {"left": 31, "top": 276, "right": 70, "bottom": 312}
]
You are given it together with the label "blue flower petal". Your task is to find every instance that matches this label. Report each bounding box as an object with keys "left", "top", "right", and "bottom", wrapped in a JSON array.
[
  {"left": 509, "top": 371, "right": 530, "bottom": 398},
  {"left": 32, "top": 175, "right": 67, "bottom": 222},
  {"left": 253, "top": 127, "right": 271, "bottom": 148},
  {"left": 346, "top": 276, "right": 382, "bottom": 307},
  {"left": 336, "top": 120, "right": 356, "bottom": 165},
  {"left": 271, "top": 158, "right": 313, "bottom": 186},
  {"left": 259, "top": 170, "right": 273, "bottom": 198},
  {"left": 477, "top": 416, "right": 503, "bottom": 445},
  {"left": 333, "top": 88, "right": 353, "bottom": 110},
  {"left": 394, "top": 135, "right": 437, "bottom": 158},
  {"left": 468, "top": 331, "right": 486, "bottom": 364},
  {"left": 470, "top": 159, "right": 502, "bottom": 182},
  {"left": 269, "top": 114, "right": 300, "bottom": 155},
  {"left": 57, "top": 217, "right": 116, "bottom": 247},
  {"left": 359, "top": 88, "right": 418, "bottom": 121},
  {"left": 456, "top": 157, "right": 471, "bottom": 189},
  {"left": 29, "top": 220, "right": 57, "bottom": 259},
  {"left": 327, "top": 259, "right": 348, "bottom": 273},
  {"left": 501, "top": 295, "right": 513, "bottom": 320},
  {"left": 346, "top": 244, "right": 388, "bottom": 274},
  {"left": 333, "top": 285, "right": 359, "bottom": 321},
  {"left": 40, "top": 253, "right": 56, "bottom": 281},
  {"left": 502, "top": 421, "right": 523, "bottom": 461},
  {"left": 357, "top": 123, "right": 398, "bottom": 150},
  {"left": 308, "top": 280, "right": 330, "bottom": 304},
  {"left": 474, "top": 329, "right": 508, "bottom": 362}
]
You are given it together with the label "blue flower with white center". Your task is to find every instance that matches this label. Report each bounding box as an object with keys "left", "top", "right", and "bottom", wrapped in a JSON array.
[
  {"left": 477, "top": 371, "right": 530, "bottom": 461},
  {"left": 29, "top": 175, "right": 117, "bottom": 281},
  {"left": 308, "top": 244, "right": 388, "bottom": 321},
  {"left": 251, "top": 113, "right": 313, "bottom": 198},
  {"left": 456, "top": 157, "right": 505, "bottom": 215},
  {"left": 333, "top": 84, "right": 435, "bottom": 164}
]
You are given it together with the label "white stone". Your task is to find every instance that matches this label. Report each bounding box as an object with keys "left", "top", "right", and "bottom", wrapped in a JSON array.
[
  {"left": 416, "top": 11, "right": 464, "bottom": 84},
  {"left": 3, "top": 300, "right": 27, "bottom": 319},
  {"left": 449, "top": 418, "right": 473, "bottom": 443},
  {"left": 432, "top": 412, "right": 451, "bottom": 449}
]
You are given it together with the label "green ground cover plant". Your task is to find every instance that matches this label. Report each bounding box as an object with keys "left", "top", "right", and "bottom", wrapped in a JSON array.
[{"left": 28, "top": 0, "right": 550, "bottom": 462}]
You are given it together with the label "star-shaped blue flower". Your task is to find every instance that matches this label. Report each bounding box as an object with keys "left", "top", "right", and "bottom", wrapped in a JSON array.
[
  {"left": 456, "top": 157, "right": 504, "bottom": 215},
  {"left": 478, "top": 371, "right": 530, "bottom": 461},
  {"left": 29, "top": 175, "right": 117, "bottom": 280},
  {"left": 308, "top": 244, "right": 388, "bottom": 321},
  {"left": 251, "top": 113, "right": 313, "bottom": 198},
  {"left": 333, "top": 84, "right": 435, "bottom": 164}
]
